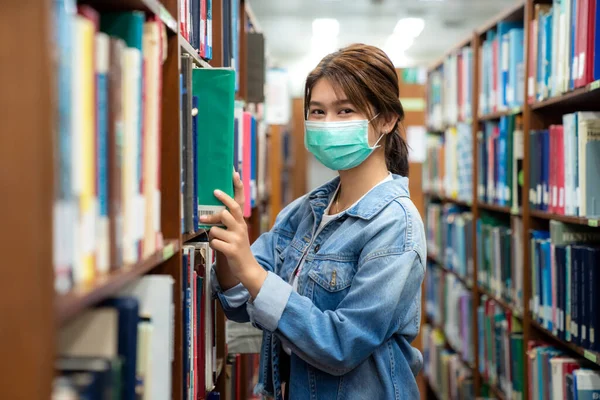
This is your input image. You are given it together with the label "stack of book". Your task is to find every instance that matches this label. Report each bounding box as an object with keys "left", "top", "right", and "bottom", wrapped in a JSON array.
[
  {"left": 53, "top": 5, "right": 166, "bottom": 294},
  {"left": 479, "top": 21, "right": 525, "bottom": 115}
]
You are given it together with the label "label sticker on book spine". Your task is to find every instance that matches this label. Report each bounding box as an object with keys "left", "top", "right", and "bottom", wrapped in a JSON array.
[
  {"left": 584, "top": 350, "right": 597, "bottom": 363},
  {"left": 163, "top": 243, "right": 174, "bottom": 260},
  {"left": 588, "top": 219, "right": 599, "bottom": 227}
]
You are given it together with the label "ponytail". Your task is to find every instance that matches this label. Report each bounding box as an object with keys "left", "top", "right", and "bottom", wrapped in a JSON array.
[{"left": 384, "top": 125, "right": 409, "bottom": 177}]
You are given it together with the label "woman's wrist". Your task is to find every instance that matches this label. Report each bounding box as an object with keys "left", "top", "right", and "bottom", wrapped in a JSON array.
[{"left": 238, "top": 260, "right": 268, "bottom": 299}]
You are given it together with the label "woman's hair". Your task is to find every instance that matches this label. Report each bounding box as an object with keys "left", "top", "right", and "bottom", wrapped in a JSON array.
[{"left": 304, "top": 43, "right": 409, "bottom": 176}]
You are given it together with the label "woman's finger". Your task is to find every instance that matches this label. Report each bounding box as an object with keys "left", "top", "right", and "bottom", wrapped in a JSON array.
[
  {"left": 220, "top": 210, "right": 238, "bottom": 230},
  {"left": 214, "top": 189, "right": 243, "bottom": 221},
  {"left": 233, "top": 171, "right": 245, "bottom": 206},
  {"left": 208, "top": 225, "right": 235, "bottom": 243},
  {"left": 208, "top": 237, "right": 231, "bottom": 254}
]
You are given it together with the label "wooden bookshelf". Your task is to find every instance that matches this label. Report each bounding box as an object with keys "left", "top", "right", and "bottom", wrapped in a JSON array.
[
  {"left": 427, "top": 255, "right": 473, "bottom": 290},
  {"left": 56, "top": 240, "right": 180, "bottom": 324},
  {"left": 478, "top": 107, "right": 522, "bottom": 121},
  {"left": 0, "top": 0, "right": 270, "bottom": 398},
  {"left": 424, "top": 1, "right": 600, "bottom": 399}
]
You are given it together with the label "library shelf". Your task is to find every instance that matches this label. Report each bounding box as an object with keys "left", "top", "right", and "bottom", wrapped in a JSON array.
[
  {"left": 81, "top": 0, "right": 177, "bottom": 33},
  {"left": 179, "top": 34, "right": 213, "bottom": 68},
  {"left": 424, "top": 191, "right": 473, "bottom": 208},
  {"left": 478, "top": 107, "right": 522, "bottom": 121},
  {"left": 530, "top": 80, "right": 600, "bottom": 112},
  {"left": 477, "top": 286, "right": 523, "bottom": 320},
  {"left": 478, "top": 202, "right": 516, "bottom": 215},
  {"left": 55, "top": 239, "right": 180, "bottom": 325},
  {"left": 182, "top": 229, "right": 208, "bottom": 243},
  {"left": 529, "top": 209, "right": 600, "bottom": 227},
  {"left": 476, "top": 0, "right": 525, "bottom": 36},
  {"left": 530, "top": 320, "right": 600, "bottom": 367}
]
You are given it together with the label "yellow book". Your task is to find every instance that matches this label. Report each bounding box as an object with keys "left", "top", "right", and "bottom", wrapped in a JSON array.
[
  {"left": 75, "top": 15, "right": 96, "bottom": 284},
  {"left": 142, "top": 21, "right": 161, "bottom": 257}
]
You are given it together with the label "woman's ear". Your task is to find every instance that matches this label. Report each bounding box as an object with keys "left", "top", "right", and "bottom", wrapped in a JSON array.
[{"left": 380, "top": 113, "right": 399, "bottom": 135}]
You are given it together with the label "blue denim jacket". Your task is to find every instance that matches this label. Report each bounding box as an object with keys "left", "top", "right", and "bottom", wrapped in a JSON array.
[{"left": 212, "top": 174, "right": 426, "bottom": 399}]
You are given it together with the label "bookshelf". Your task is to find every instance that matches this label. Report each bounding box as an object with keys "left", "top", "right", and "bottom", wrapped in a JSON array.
[
  {"left": 0, "top": 0, "right": 270, "bottom": 398},
  {"left": 424, "top": 0, "right": 600, "bottom": 399}
]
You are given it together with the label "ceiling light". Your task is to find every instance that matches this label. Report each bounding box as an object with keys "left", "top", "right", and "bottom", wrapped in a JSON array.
[
  {"left": 312, "top": 18, "right": 340, "bottom": 37},
  {"left": 384, "top": 34, "right": 414, "bottom": 52},
  {"left": 394, "top": 17, "right": 425, "bottom": 38}
]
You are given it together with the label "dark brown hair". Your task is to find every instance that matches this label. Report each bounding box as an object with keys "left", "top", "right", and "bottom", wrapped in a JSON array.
[{"left": 304, "top": 43, "right": 409, "bottom": 176}]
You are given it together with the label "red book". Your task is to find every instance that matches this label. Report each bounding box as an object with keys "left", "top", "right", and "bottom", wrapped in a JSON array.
[
  {"left": 193, "top": 271, "right": 198, "bottom": 400},
  {"left": 584, "top": 0, "right": 598, "bottom": 85},
  {"left": 563, "top": 362, "right": 581, "bottom": 399},
  {"left": 576, "top": 0, "right": 590, "bottom": 87},
  {"left": 555, "top": 125, "right": 565, "bottom": 215},
  {"left": 457, "top": 53, "right": 463, "bottom": 121}
]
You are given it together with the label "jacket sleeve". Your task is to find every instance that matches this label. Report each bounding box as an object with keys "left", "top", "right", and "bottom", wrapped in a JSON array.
[
  {"left": 211, "top": 196, "right": 306, "bottom": 323},
  {"left": 246, "top": 245, "right": 425, "bottom": 376}
]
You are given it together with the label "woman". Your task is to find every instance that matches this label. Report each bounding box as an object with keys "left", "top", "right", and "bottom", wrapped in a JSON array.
[{"left": 201, "top": 43, "right": 426, "bottom": 400}]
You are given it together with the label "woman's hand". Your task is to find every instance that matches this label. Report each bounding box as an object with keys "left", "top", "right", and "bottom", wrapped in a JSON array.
[{"left": 200, "top": 173, "right": 267, "bottom": 298}]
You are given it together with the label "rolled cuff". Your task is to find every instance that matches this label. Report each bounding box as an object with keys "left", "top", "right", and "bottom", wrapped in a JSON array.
[
  {"left": 247, "top": 271, "right": 292, "bottom": 332},
  {"left": 211, "top": 266, "right": 250, "bottom": 309}
]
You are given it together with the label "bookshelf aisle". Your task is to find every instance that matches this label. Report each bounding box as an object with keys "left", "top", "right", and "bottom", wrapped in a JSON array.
[
  {"left": 0, "top": 0, "right": 273, "bottom": 398},
  {"left": 423, "top": 1, "right": 600, "bottom": 399}
]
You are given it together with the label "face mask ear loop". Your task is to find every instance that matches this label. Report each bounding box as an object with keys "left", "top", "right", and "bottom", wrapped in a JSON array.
[{"left": 368, "top": 113, "right": 384, "bottom": 149}]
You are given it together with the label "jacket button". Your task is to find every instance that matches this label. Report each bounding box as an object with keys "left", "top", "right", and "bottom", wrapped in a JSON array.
[{"left": 314, "top": 244, "right": 320, "bottom": 253}]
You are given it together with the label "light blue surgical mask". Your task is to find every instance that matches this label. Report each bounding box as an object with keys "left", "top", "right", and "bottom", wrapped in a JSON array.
[{"left": 304, "top": 114, "right": 383, "bottom": 171}]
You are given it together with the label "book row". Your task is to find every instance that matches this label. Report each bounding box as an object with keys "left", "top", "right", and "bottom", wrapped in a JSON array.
[
  {"left": 528, "top": 112, "right": 600, "bottom": 218},
  {"left": 425, "top": 262, "right": 474, "bottom": 366},
  {"left": 479, "top": 21, "right": 525, "bottom": 115},
  {"left": 477, "top": 114, "right": 524, "bottom": 211},
  {"left": 182, "top": 242, "right": 219, "bottom": 399},
  {"left": 530, "top": 221, "right": 600, "bottom": 351},
  {"left": 425, "top": 203, "right": 474, "bottom": 285},
  {"left": 423, "top": 123, "right": 473, "bottom": 203},
  {"left": 53, "top": 2, "right": 166, "bottom": 293},
  {"left": 423, "top": 325, "right": 474, "bottom": 400},
  {"left": 180, "top": 0, "right": 214, "bottom": 60},
  {"left": 476, "top": 215, "right": 524, "bottom": 314},
  {"left": 427, "top": 46, "right": 474, "bottom": 130},
  {"left": 528, "top": 0, "right": 600, "bottom": 103},
  {"left": 54, "top": 276, "right": 175, "bottom": 399}
]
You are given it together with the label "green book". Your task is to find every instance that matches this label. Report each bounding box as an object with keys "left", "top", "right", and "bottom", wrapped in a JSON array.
[
  {"left": 192, "top": 68, "right": 235, "bottom": 228},
  {"left": 100, "top": 12, "right": 145, "bottom": 50}
]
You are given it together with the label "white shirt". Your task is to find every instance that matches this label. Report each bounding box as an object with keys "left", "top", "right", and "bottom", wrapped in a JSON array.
[{"left": 283, "top": 173, "right": 393, "bottom": 355}]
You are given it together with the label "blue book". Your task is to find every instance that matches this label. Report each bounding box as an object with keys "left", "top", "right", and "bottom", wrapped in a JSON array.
[
  {"left": 574, "top": 369, "right": 600, "bottom": 399},
  {"left": 571, "top": 245, "right": 585, "bottom": 346},
  {"left": 541, "top": 239, "right": 552, "bottom": 331},
  {"left": 206, "top": 0, "right": 213, "bottom": 59},
  {"left": 498, "top": 117, "right": 508, "bottom": 206},
  {"left": 99, "top": 297, "right": 140, "bottom": 400},
  {"left": 556, "top": 245, "right": 567, "bottom": 340},
  {"left": 588, "top": 247, "right": 600, "bottom": 351},
  {"left": 250, "top": 116, "right": 257, "bottom": 208},
  {"left": 97, "top": 36, "right": 110, "bottom": 270},
  {"left": 544, "top": 12, "right": 554, "bottom": 99},
  {"left": 537, "top": 11, "right": 548, "bottom": 100},
  {"left": 231, "top": 0, "right": 239, "bottom": 90},
  {"left": 508, "top": 28, "right": 524, "bottom": 107},
  {"left": 192, "top": 96, "right": 199, "bottom": 232},
  {"left": 191, "top": 0, "right": 200, "bottom": 50},
  {"left": 497, "top": 21, "right": 522, "bottom": 108}
]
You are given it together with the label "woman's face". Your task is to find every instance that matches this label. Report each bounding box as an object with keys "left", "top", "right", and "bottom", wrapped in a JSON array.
[{"left": 307, "top": 78, "right": 380, "bottom": 146}]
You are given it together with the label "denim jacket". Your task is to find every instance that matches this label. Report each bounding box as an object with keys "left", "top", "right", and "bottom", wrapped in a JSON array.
[{"left": 212, "top": 174, "right": 426, "bottom": 400}]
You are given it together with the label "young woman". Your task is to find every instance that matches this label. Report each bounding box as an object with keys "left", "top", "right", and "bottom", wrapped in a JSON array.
[{"left": 201, "top": 43, "right": 426, "bottom": 400}]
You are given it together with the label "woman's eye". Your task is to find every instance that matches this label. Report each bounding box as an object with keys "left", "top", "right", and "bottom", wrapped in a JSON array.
[
  {"left": 310, "top": 109, "right": 324, "bottom": 115},
  {"left": 339, "top": 108, "right": 355, "bottom": 114}
]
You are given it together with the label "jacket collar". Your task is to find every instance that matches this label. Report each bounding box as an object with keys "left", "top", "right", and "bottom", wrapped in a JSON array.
[{"left": 308, "top": 174, "right": 410, "bottom": 220}]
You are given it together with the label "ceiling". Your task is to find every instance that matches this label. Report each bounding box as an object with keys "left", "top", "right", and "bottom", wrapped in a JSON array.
[{"left": 250, "top": 0, "right": 520, "bottom": 67}]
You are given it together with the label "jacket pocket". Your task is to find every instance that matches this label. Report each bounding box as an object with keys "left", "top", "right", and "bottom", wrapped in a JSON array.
[{"left": 307, "top": 259, "right": 356, "bottom": 311}]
